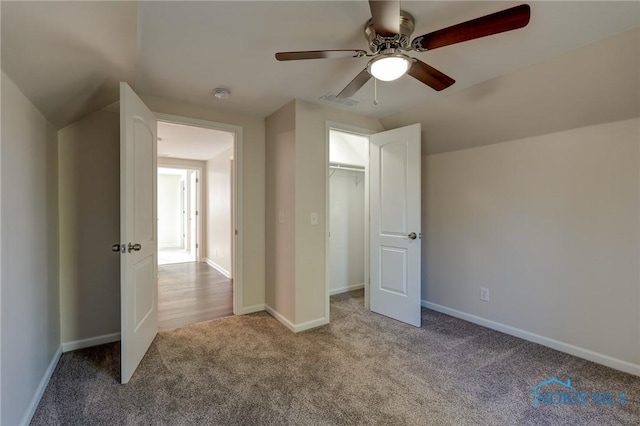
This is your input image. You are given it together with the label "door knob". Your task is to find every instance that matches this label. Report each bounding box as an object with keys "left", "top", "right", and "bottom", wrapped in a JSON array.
[
  {"left": 408, "top": 232, "right": 417, "bottom": 240},
  {"left": 128, "top": 243, "right": 142, "bottom": 252},
  {"left": 112, "top": 244, "right": 125, "bottom": 253}
]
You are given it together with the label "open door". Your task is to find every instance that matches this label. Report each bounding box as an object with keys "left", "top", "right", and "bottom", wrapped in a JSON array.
[
  {"left": 369, "top": 124, "right": 421, "bottom": 327},
  {"left": 120, "top": 82, "right": 158, "bottom": 383},
  {"left": 189, "top": 171, "right": 198, "bottom": 259}
]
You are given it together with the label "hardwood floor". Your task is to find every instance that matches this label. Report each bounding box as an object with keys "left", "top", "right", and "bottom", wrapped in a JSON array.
[{"left": 158, "top": 262, "right": 233, "bottom": 331}]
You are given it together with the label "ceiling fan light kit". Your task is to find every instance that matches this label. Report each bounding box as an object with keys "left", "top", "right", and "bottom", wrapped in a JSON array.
[
  {"left": 368, "top": 53, "right": 411, "bottom": 81},
  {"left": 275, "top": 1, "right": 531, "bottom": 98}
]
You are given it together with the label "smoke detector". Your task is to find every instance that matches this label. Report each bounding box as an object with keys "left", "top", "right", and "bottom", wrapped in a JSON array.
[{"left": 213, "top": 88, "right": 231, "bottom": 100}]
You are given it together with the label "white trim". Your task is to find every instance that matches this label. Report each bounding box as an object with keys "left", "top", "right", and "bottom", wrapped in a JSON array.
[
  {"left": 329, "top": 283, "right": 365, "bottom": 296},
  {"left": 61, "top": 332, "right": 121, "bottom": 352},
  {"left": 294, "top": 316, "right": 329, "bottom": 333},
  {"left": 265, "top": 305, "right": 296, "bottom": 332},
  {"left": 204, "top": 257, "right": 232, "bottom": 279},
  {"left": 422, "top": 300, "right": 640, "bottom": 377},
  {"left": 154, "top": 113, "right": 243, "bottom": 316},
  {"left": 19, "top": 346, "right": 62, "bottom": 426},
  {"left": 264, "top": 305, "right": 329, "bottom": 333},
  {"left": 238, "top": 304, "right": 265, "bottom": 315}
]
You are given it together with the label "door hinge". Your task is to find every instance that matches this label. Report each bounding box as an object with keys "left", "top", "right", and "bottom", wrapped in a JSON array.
[
  {"left": 195, "top": 211, "right": 199, "bottom": 216},
  {"left": 196, "top": 178, "right": 199, "bottom": 183},
  {"left": 235, "top": 229, "right": 238, "bottom": 236},
  {"left": 196, "top": 243, "right": 199, "bottom": 248}
]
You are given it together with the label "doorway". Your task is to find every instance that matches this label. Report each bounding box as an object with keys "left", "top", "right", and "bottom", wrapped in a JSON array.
[
  {"left": 327, "top": 127, "right": 371, "bottom": 310},
  {"left": 155, "top": 118, "right": 238, "bottom": 330},
  {"left": 158, "top": 167, "right": 201, "bottom": 265},
  {"left": 325, "top": 123, "right": 422, "bottom": 327}
]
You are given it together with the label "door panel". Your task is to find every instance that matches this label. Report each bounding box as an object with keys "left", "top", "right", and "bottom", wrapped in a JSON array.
[
  {"left": 120, "top": 82, "right": 158, "bottom": 384},
  {"left": 133, "top": 120, "right": 154, "bottom": 243},
  {"left": 380, "top": 142, "right": 408, "bottom": 234},
  {"left": 370, "top": 124, "right": 421, "bottom": 327},
  {"left": 380, "top": 246, "right": 408, "bottom": 295}
]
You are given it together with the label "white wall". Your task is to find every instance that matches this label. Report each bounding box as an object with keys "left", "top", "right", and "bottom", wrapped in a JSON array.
[
  {"left": 265, "top": 101, "right": 296, "bottom": 323},
  {"left": 58, "top": 108, "right": 121, "bottom": 345},
  {"left": 265, "top": 100, "right": 383, "bottom": 330},
  {"left": 294, "top": 100, "right": 383, "bottom": 327},
  {"left": 1, "top": 71, "right": 60, "bottom": 426},
  {"left": 329, "top": 170, "right": 365, "bottom": 294},
  {"left": 158, "top": 173, "right": 183, "bottom": 248},
  {"left": 206, "top": 147, "right": 233, "bottom": 276},
  {"left": 423, "top": 118, "right": 640, "bottom": 371}
]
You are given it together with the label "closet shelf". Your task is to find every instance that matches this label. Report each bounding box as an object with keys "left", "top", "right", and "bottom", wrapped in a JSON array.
[{"left": 329, "top": 163, "right": 365, "bottom": 173}]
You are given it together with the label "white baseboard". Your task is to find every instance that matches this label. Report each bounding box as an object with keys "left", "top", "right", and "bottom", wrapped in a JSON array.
[
  {"left": 61, "top": 332, "right": 121, "bottom": 352},
  {"left": 294, "top": 316, "right": 329, "bottom": 333},
  {"left": 265, "top": 304, "right": 296, "bottom": 332},
  {"left": 330, "top": 283, "right": 364, "bottom": 296},
  {"left": 264, "top": 304, "right": 328, "bottom": 333},
  {"left": 238, "top": 304, "right": 265, "bottom": 315},
  {"left": 422, "top": 300, "right": 640, "bottom": 377},
  {"left": 20, "top": 346, "right": 62, "bottom": 426},
  {"left": 204, "top": 258, "right": 232, "bottom": 278}
]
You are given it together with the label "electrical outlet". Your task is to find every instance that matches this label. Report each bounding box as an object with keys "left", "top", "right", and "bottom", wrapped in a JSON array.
[{"left": 480, "top": 287, "right": 490, "bottom": 302}]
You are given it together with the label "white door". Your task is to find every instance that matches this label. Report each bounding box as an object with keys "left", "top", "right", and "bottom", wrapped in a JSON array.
[
  {"left": 189, "top": 171, "right": 198, "bottom": 258},
  {"left": 369, "top": 124, "right": 421, "bottom": 327},
  {"left": 120, "top": 82, "right": 158, "bottom": 384}
]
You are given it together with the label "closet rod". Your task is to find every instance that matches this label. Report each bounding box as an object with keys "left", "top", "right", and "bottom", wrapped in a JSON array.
[{"left": 329, "top": 164, "right": 365, "bottom": 173}]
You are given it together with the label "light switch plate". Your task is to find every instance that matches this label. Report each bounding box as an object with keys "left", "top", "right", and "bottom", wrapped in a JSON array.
[
  {"left": 310, "top": 212, "right": 318, "bottom": 225},
  {"left": 278, "top": 211, "right": 285, "bottom": 224}
]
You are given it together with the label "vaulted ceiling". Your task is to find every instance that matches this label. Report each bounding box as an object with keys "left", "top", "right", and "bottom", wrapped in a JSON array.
[{"left": 2, "top": 1, "right": 639, "bottom": 129}]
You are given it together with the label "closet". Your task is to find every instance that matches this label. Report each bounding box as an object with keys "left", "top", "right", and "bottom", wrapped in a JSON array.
[{"left": 329, "top": 129, "right": 369, "bottom": 295}]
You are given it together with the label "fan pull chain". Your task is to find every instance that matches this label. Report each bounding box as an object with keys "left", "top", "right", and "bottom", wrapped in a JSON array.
[{"left": 373, "top": 77, "right": 379, "bottom": 106}]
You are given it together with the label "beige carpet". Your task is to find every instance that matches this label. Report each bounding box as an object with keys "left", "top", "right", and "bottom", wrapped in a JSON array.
[{"left": 32, "top": 290, "right": 639, "bottom": 425}]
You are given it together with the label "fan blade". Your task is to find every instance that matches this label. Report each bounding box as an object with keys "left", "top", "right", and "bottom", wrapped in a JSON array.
[
  {"left": 411, "top": 4, "right": 531, "bottom": 51},
  {"left": 275, "top": 50, "right": 367, "bottom": 61},
  {"left": 337, "top": 69, "right": 372, "bottom": 98},
  {"left": 407, "top": 59, "right": 455, "bottom": 91},
  {"left": 369, "top": 0, "right": 400, "bottom": 37}
]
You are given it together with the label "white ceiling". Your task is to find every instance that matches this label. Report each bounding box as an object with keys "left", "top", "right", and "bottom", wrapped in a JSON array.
[
  {"left": 2, "top": 1, "right": 639, "bottom": 128},
  {"left": 157, "top": 121, "right": 233, "bottom": 161}
]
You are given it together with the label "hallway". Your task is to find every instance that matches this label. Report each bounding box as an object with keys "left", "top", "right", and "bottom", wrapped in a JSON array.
[{"left": 158, "top": 262, "right": 233, "bottom": 331}]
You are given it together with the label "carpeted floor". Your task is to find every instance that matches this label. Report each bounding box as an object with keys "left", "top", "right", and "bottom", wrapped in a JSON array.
[{"left": 32, "top": 290, "right": 639, "bottom": 425}]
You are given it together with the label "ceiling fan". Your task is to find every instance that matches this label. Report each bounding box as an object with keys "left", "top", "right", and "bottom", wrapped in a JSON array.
[{"left": 275, "top": 1, "right": 531, "bottom": 98}]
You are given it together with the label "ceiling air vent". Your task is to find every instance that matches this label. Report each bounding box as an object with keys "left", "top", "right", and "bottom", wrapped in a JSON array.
[{"left": 318, "top": 92, "right": 359, "bottom": 107}]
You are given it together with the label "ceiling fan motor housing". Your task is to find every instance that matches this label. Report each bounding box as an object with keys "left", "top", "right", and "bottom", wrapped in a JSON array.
[{"left": 365, "top": 11, "right": 415, "bottom": 53}]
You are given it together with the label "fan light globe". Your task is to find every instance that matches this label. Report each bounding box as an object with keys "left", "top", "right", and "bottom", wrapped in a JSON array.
[{"left": 368, "top": 55, "right": 411, "bottom": 81}]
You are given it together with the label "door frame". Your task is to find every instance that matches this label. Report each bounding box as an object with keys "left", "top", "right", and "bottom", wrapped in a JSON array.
[
  {"left": 155, "top": 113, "right": 244, "bottom": 315},
  {"left": 325, "top": 122, "right": 377, "bottom": 321},
  {"left": 157, "top": 165, "right": 203, "bottom": 262}
]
